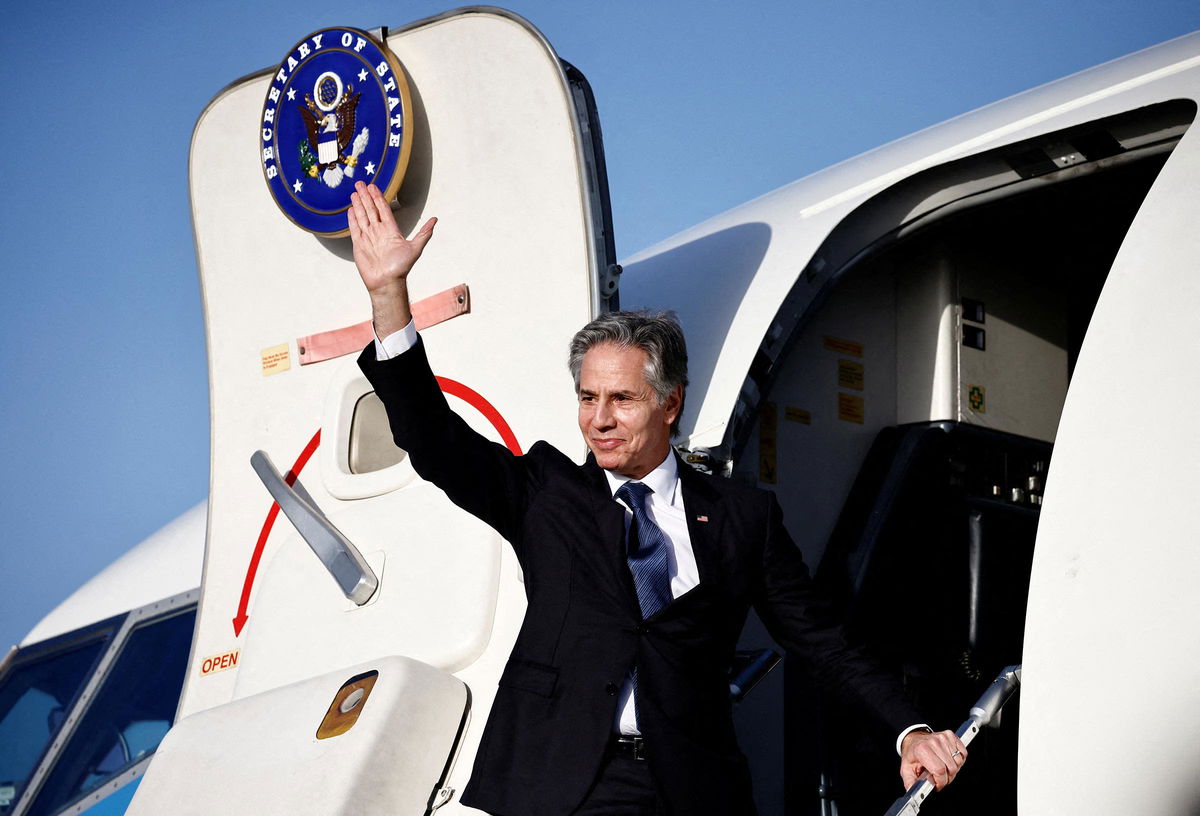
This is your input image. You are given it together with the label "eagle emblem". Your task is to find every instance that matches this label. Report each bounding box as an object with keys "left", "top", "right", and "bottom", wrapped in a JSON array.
[
  {"left": 297, "top": 70, "right": 369, "bottom": 189},
  {"left": 260, "top": 27, "right": 414, "bottom": 237}
]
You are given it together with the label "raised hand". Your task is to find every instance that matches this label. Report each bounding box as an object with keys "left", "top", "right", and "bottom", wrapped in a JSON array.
[{"left": 347, "top": 180, "right": 436, "bottom": 337}]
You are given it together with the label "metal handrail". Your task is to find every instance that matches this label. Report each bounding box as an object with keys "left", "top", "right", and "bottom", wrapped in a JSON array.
[
  {"left": 884, "top": 664, "right": 1022, "bottom": 816},
  {"left": 251, "top": 450, "right": 379, "bottom": 605},
  {"left": 729, "top": 648, "right": 781, "bottom": 701}
]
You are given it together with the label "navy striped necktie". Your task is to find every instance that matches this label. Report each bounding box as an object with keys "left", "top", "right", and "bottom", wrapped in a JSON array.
[{"left": 616, "top": 481, "right": 672, "bottom": 618}]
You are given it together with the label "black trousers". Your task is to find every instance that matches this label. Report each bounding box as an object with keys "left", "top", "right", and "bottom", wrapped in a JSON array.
[
  {"left": 483, "top": 753, "right": 663, "bottom": 816},
  {"left": 570, "top": 752, "right": 664, "bottom": 816}
]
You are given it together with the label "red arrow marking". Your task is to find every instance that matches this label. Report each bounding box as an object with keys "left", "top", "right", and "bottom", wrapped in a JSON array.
[
  {"left": 232, "top": 379, "right": 521, "bottom": 636},
  {"left": 435, "top": 376, "right": 523, "bottom": 456},
  {"left": 232, "top": 428, "right": 322, "bottom": 636}
]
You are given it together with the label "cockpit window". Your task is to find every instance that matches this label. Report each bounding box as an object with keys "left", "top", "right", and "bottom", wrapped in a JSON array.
[
  {"left": 0, "top": 632, "right": 111, "bottom": 815},
  {"left": 25, "top": 608, "right": 195, "bottom": 816}
]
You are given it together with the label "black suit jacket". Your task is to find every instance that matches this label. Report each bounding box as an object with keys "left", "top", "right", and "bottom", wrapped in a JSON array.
[{"left": 359, "top": 339, "right": 924, "bottom": 816}]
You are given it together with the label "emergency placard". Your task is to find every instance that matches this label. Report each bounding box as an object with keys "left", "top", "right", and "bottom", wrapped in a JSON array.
[{"left": 260, "top": 344, "right": 291, "bottom": 376}]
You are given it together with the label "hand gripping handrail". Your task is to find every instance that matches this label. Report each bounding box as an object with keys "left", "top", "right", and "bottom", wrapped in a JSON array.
[
  {"left": 251, "top": 450, "right": 379, "bottom": 605},
  {"left": 883, "top": 664, "right": 1022, "bottom": 816}
]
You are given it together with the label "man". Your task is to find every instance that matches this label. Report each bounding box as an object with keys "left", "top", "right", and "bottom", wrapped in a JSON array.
[{"left": 348, "top": 181, "right": 966, "bottom": 815}]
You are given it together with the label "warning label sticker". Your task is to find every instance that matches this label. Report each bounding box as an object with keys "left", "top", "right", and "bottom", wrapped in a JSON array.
[
  {"left": 838, "top": 359, "right": 864, "bottom": 391},
  {"left": 261, "top": 344, "right": 291, "bottom": 376},
  {"left": 785, "top": 406, "right": 811, "bottom": 425},
  {"left": 838, "top": 393, "right": 865, "bottom": 424},
  {"left": 823, "top": 336, "right": 864, "bottom": 357}
]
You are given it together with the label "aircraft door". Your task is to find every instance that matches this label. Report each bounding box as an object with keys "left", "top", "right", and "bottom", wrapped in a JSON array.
[
  {"left": 131, "top": 10, "right": 613, "bottom": 815},
  {"left": 1018, "top": 112, "right": 1200, "bottom": 813}
]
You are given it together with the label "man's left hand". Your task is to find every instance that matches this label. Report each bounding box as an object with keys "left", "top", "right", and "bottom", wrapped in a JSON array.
[{"left": 899, "top": 729, "right": 967, "bottom": 791}]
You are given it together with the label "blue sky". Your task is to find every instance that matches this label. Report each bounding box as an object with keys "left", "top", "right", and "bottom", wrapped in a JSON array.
[{"left": 1, "top": 0, "right": 1197, "bottom": 651}]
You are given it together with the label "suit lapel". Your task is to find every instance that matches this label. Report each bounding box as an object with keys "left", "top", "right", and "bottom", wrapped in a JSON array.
[
  {"left": 580, "top": 452, "right": 726, "bottom": 617},
  {"left": 677, "top": 455, "right": 725, "bottom": 589},
  {"left": 582, "top": 455, "right": 641, "bottom": 615}
]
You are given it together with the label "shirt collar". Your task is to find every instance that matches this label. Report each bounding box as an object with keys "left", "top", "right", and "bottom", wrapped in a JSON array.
[{"left": 602, "top": 449, "right": 680, "bottom": 506}]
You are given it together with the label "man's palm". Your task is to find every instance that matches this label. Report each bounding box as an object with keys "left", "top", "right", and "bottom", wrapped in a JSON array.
[{"left": 347, "top": 181, "right": 436, "bottom": 293}]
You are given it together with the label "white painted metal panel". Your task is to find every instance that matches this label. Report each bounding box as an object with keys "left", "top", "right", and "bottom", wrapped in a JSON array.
[
  {"left": 1018, "top": 121, "right": 1200, "bottom": 813},
  {"left": 233, "top": 477, "right": 503, "bottom": 698},
  {"left": 130, "top": 656, "right": 466, "bottom": 815}
]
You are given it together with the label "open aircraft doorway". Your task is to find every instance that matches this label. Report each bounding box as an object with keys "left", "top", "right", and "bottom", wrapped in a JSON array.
[{"left": 726, "top": 99, "right": 1195, "bottom": 815}]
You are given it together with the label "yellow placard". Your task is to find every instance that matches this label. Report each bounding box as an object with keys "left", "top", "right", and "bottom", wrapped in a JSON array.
[
  {"left": 759, "top": 401, "right": 778, "bottom": 484},
  {"left": 823, "top": 336, "right": 864, "bottom": 357},
  {"left": 261, "top": 343, "right": 291, "bottom": 376},
  {"left": 838, "top": 393, "right": 865, "bottom": 424},
  {"left": 785, "top": 406, "right": 811, "bottom": 425},
  {"left": 838, "top": 359, "right": 864, "bottom": 391}
]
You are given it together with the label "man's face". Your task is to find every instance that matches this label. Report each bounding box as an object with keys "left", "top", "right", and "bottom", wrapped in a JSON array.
[{"left": 577, "top": 342, "right": 681, "bottom": 480}]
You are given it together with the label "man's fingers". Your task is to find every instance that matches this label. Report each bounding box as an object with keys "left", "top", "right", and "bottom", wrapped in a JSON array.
[
  {"left": 918, "top": 760, "right": 947, "bottom": 790},
  {"left": 930, "top": 733, "right": 966, "bottom": 789},
  {"left": 410, "top": 217, "right": 438, "bottom": 254},
  {"left": 900, "top": 730, "right": 966, "bottom": 792},
  {"left": 933, "top": 759, "right": 953, "bottom": 789},
  {"left": 355, "top": 181, "right": 384, "bottom": 224},
  {"left": 367, "top": 182, "right": 395, "bottom": 225},
  {"left": 945, "top": 733, "right": 967, "bottom": 768},
  {"left": 347, "top": 195, "right": 364, "bottom": 238},
  {"left": 350, "top": 186, "right": 374, "bottom": 234}
]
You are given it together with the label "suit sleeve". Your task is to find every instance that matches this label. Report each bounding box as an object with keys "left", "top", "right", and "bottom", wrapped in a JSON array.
[
  {"left": 357, "top": 338, "right": 537, "bottom": 551},
  {"left": 752, "top": 491, "right": 927, "bottom": 739}
]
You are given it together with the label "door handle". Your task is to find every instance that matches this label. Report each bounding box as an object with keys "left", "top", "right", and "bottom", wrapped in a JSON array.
[{"left": 251, "top": 450, "right": 379, "bottom": 605}]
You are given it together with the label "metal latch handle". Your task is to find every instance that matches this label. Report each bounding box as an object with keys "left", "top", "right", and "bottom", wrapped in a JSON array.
[{"left": 251, "top": 450, "right": 379, "bottom": 605}]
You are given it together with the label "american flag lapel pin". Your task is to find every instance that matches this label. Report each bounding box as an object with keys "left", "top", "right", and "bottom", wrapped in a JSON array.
[{"left": 696, "top": 514, "right": 709, "bottom": 522}]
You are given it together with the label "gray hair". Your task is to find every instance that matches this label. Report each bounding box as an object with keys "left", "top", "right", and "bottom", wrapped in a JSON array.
[{"left": 568, "top": 310, "right": 689, "bottom": 438}]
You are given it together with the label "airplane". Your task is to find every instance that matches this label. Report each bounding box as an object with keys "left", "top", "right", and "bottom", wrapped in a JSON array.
[{"left": 2, "top": 7, "right": 1198, "bottom": 815}]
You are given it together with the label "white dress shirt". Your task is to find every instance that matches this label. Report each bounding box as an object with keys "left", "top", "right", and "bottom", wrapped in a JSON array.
[
  {"left": 604, "top": 451, "right": 699, "bottom": 735},
  {"left": 375, "top": 319, "right": 419, "bottom": 360}
]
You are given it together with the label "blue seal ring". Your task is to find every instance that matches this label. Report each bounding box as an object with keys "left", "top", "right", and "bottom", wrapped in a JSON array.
[{"left": 259, "top": 27, "right": 413, "bottom": 237}]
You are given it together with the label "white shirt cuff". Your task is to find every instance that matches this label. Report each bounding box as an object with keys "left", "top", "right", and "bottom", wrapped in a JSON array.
[
  {"left": 896, "top": 723, "right": 933, "bottom": 756},
  {"left": 374, "top": 319, "right": 418, "bottom": 360}
]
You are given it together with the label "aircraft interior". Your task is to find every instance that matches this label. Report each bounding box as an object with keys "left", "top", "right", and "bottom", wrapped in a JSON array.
[{"left": 728, "top": 98, "right": 1195, "bottom": 814}]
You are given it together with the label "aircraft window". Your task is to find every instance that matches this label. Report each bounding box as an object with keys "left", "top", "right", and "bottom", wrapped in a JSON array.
[
  {"left": 349, "top": 391, "right": 406, "bottom": 474},
  {"left": 0, "top": 637, "right": 108, "bottom": 815},
  {"left": 25, "top": 608, "right": 195, "bottom": 816}
]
